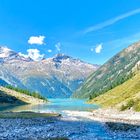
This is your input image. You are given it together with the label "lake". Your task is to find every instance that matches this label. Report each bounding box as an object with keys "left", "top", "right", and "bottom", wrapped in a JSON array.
[{"left": 0, "top": 98, "right": 99, "bottom": 113}]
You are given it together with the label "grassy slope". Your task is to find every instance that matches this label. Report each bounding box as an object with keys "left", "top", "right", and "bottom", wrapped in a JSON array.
[
  {"left": 0, "top": 86, "right": 46, "bottom": 105},
  {"left": 89, "top": 73, "right": 140, "bottom": 111}
]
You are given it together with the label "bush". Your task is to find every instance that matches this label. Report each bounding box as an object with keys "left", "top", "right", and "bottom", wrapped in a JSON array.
[
  {"left": 126, "top": 99, "right": 135, "bottom": 109},
  {"left": 120, "top": 99, "right": 135, "bottom": 111},
  {"left": 120, "top": 104, "right": 127, "bottom": 111}
]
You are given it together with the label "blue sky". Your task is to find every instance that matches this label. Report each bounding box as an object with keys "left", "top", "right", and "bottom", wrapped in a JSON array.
[{"left": 0, "top": 0, "right": 140, "bottom": 64}]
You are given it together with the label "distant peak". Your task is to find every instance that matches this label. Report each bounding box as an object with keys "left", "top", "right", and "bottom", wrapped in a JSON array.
[
  {"left": 0, "top": 46, "right": 12, "bottom": 52},
  {"left": 0, "top": 46, "right": 32, "bottom": 62},
  {"left": 52, "top": 53, "right": 72, "bottom": 66},
  {"left": 0, "top": 46, "right": 15, "bottom": 58},
  {"left": 53, "top": 53, "right": 71, "bottom": 60}
]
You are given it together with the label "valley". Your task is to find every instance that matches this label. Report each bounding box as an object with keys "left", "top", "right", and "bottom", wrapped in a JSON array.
[
  {"left": 1, "top": 41, "right": 140, "bottom": 139},
  {"left": 1, "top": 1, "right": 140, "bottom": 139}
]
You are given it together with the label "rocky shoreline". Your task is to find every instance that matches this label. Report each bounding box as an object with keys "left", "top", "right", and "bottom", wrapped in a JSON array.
[
  {"left": 63, "top": 109, "right": 140, "bottom": 125},
  {"left": 0, "top": 110, "right": 140, "bottom": 140},
  {"left": 0, "top": 117, "right": 140, "bottom": 140},
  {"left": 92, "top": 109, "right": 140, "bottom": 125}
]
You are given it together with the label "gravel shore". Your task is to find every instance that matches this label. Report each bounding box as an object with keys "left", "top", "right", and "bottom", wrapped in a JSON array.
[
  {"left": 0, "top": 110, "right": 140, "bottom": 140},
  {"left": 92, "top": 108, "right": 140, "bottom": 125},
  {"left": 63, "top": 109, "right": 140, "bottom": 125}
]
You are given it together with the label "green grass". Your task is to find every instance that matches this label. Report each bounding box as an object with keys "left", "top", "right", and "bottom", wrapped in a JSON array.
[
  {"left": 5, "top": 85, "right": 47, "bottom": 101},
  {"left": 89, "top": 73, "right": 140, "bottom": 111},
  {"left": 0, "top": 111, "right": 61, "bottom": 119},
  {"left": 133, "top": 99, "right": 140, "bottom": 111}
]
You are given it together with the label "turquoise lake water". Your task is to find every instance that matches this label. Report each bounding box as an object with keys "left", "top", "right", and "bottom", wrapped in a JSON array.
[{"left": 0, "top": 98, "right": 99, "bottom": 113}]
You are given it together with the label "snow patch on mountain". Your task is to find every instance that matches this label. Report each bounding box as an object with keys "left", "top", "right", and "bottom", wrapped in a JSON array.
[{"left": 0, "top": 46, "right": 100, "bottom": 98}]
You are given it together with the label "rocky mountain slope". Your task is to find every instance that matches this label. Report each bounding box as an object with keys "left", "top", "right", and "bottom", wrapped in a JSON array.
[
  {"left": 73, "top": 41, "right": 140, "bottom": 99},
  {"left": 89, "top": 69, "right": 140, "bottom": 112},
  {"left": 0, "top": 46, "right": 99, "bottom": 98},
  {"left": 0, "top": 66, "right": 25, "bottom": 88}
]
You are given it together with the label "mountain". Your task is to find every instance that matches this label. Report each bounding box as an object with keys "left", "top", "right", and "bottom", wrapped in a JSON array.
[
  {"left": 0, "top": 47, "right": 99, "bottom": 98},
  {"left": 0, "top": 46, "right": 32, "bottom": 88},
  {"left": 0, "top": 79, "right": 8, "bottom": 86},
  {"left": 0, "top": 46, "right": 32, "bottom": 62},
  {"left": 0, "top": 66, "right": 26, "bottom": 88},
  {"left": 89, "top": 69, "right": 140, "bottom": 112},
  {"left": 72, "top": 41, "right": 140, "bottom": 99}
]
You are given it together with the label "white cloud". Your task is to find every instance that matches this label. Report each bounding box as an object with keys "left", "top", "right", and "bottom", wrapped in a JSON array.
[
  {"left": 19, "top": 49, "right": 44, "bottom": 61},
  {"left": 28, "top": 35, "right": 45, "bottom": 45},
  {"left": 18, "top": 52, "right": 29, "bottom": 58},
  {"left": 47, "top": 49, "right": 52, "bottom": 53},
  {"left": 55, "top": 42, "right": 61, "bottom": 52},
  {"left": 83, "top": 8, "right": 140, "bottom": 34},
  {"left": 95, "top": 44, "right": 103, "bottom": 53}
]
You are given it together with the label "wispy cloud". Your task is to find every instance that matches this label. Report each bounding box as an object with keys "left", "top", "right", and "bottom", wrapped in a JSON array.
[
  {"left": 82, "top": 8, "right": 140, "bottom": 34},
  {"left": 55, "top": 42, "right": 61, "bottom": 52},
  {"left": 28, "top": 35, "right": 45, "bottom": 45},
  {"left": 106, "top": 32, "right": 140, "bottom": 51}
]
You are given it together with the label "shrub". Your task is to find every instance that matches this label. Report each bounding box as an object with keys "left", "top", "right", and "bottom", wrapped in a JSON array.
[
  {"left": 120, "top": 104, "right": 127, "bottom": 111},
  {"left": 120, "top": 99, "right": 135, "bottom": 111},
  {"left": 126, "top": 99, "right": 135, "bottom": 109}
]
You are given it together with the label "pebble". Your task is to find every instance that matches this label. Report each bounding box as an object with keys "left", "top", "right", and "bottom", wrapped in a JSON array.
[{"left": 0, "top": 118, "right": 140, "bottom": 140}]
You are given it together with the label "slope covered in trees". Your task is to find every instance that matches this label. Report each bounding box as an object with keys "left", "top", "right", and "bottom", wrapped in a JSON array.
[
  {"left": 73, "top": 41, "right": 140, "bottom": 99},
  {"left": 88, "top": 72, "right": 140, "bottom": 112}
]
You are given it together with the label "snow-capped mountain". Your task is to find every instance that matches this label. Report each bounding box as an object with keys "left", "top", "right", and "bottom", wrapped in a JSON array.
[
  {"left": 0, "top": 46, "right": 32, "bottom": 62},
  {"left": 0, "top": 46, "right": 99, "bottom": 98}
]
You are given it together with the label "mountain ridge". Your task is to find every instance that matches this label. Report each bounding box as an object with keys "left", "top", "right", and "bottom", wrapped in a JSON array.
[
  {"left": 0, "top": 46, "right": 99, "bottom": 98},
  {"left": 72, "top": 40, "right": 140, "bottom": 99}
]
